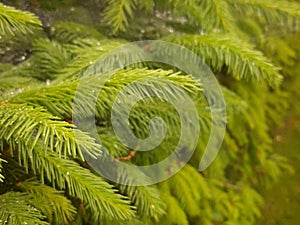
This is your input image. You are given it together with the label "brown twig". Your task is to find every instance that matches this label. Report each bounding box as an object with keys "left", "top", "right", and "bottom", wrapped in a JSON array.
[{"left": 115, "top": 151, "right": 136, "bottom": 161}]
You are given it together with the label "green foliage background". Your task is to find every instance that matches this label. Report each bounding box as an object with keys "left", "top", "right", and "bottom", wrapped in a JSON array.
[{"left": 0, "top": 0, "right": 299, "bottom": 224}]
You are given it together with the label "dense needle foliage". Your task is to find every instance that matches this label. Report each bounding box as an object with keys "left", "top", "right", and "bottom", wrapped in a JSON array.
[{"left": 0, "top": 0, "right": 299, "bottom": 224}]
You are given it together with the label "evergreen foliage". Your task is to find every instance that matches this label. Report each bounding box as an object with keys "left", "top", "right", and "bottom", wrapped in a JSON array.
[
  {"left": 0, "top": 3, "right": 41, "bottom": 37},
  {"left": 0, "top": 0, "right": 299, "bottom": 225}
]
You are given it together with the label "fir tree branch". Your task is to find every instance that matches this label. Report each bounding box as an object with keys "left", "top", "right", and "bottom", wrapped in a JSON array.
[
  {"left": 159, "top": 182, "right": 189, "bottom": 225},
  {"left": 102, "top": 0, "right": 137, "bottom": 33},
  {"left": 23, "top": 144, "right": 135, "bottom": 222},
  {"left": 162, "top": 34, "right": 282, "bottom": 86},
  {"left": 197, "top": 0, "right": 235, "bottom": 31},
  {"left": 24, "top": 39, "right": 72, "bottom": 81},
  {"left": 117, "top": 165, "right": 166, "bottom": 221},
  {"left": 51, "top": 22, "right": 106, "bottom": 44},
  {"left": 228, "top": 0, "right": 300, "bottom": 30},
  {"left": 0, "top": 192, "right": 49, "bottom": 225},
  {"left": 0, "top": 104, "right": 101, "bottom": 162},
  {"left": 167, "top": 169, "right": 201, "bottom": 217},
  {"left": 137, "top": 0, "right": 154, "bottom": 11},
  {"left": 0, "top": 3, "right": 41, "bottom": 37},
  {"left": 56, "top": 39, "right": 129, "bottom": 80},
  {"left": 0, "top": 74, "right": 39, "bottom": 98},
  {"left": 8, "top": 67, "right": 203, "bottom": 122},
  {"left": 20, "top": 179, "right": 77, "bottom": 225}
]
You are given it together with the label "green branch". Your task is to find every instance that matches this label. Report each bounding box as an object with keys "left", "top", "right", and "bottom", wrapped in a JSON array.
[
  {"left": 0, "top": 3, "right": 41, "bottom": 37},
  {"left": 20, "top": 179, "right": 77, "bottom": 224},
  {"left": 0, "top": 192, "right": 48, "bottom": 225},
  {"left": 163, "top": 34, "right": 282, "bottom": 86},
  {"left": 228, "top": 0, "right": 300, "bottom": 30},
  {"left": 0, "top": 104, "right": 101, "bottom": 162},
  {"left": 24, "top": 144, "right": 135, "bottom": 222}
]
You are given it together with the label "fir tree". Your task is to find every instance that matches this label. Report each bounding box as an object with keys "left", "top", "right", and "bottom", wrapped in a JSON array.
[{"left": 0, "top": 1, "right": 299, "bottom": 225}]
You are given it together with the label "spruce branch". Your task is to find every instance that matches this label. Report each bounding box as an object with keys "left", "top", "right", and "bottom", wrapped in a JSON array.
[
  {"left": 167, "top": 170, "right": 201, "bottom": 217},
  {"left": 8, "top": 68, "right": 204, "bottom": 129},
  {"left": 102, "top": 0, "right": 137, "bottom": 33},
  {"left": 117, "top": 165, "right": 166, "bottom": 221},
  {"left": 163, "top": 34, "right": 282, "bottom": 86},
  {"left": 228, "top": 0, "right": 300, "bottom": 30},
  {"left": 51, "top": 22, "right": 106, "bottom": 44},
  {"left": 0, "top": 3, "right": 41, "bottom": 37},
  {"left": 195, "top": 0, "right": 235, "bottom": 31},
  {"left": 0, "top": 192, "right": 49, "bottom": 225},
  {"left": 159, "top": 182, "right": 189, "bottom": 225},
  {"left": 28, "top": 39, "right": 72, "bottom": 80},
  {"left": 0, "top": 75, "right": 39, "bottom": 98},
  {"left": 20, "top": 179, "right": 77, "bottom": 225},
  {"left": 21, "top": 144, "right": 135, "bottom": 222},
  {"left": 0, "top": 104, "right": 101, "bottom": 162},
  {"left": 56, "top": 39, "right": 129, "bottom": 80}
]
